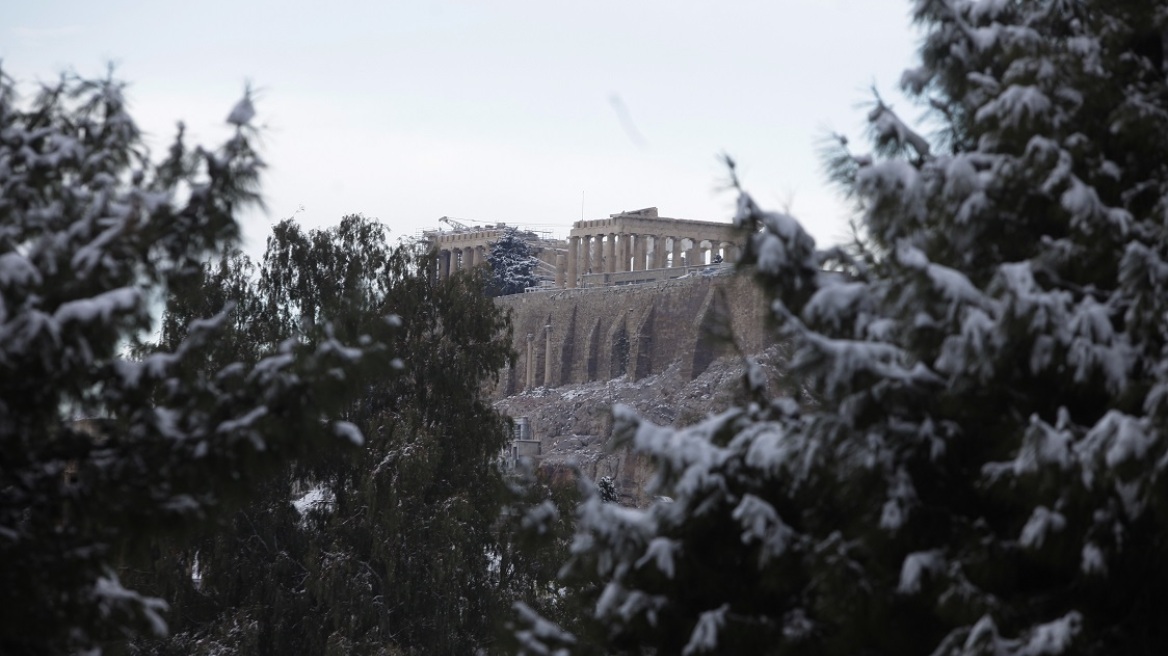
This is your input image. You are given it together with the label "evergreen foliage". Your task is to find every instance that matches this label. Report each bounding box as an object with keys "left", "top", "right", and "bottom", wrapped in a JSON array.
[
  {"left": 523, "top": 2, "right": 1168, "bottom": 654},
  {"left": 498, "top": 466, "right": 600, "bottom": 655},
  {"left": 0, "top": 68, "right": 374, "bottom": 654},
  {"left": 487, "top": 229, "right": 540, "bottom": 296},
  {"left": 133, "top": 216, "right": 539, "bottom": 654}
]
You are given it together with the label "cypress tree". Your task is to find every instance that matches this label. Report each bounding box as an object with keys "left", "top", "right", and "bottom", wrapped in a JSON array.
[{"left": 487, "top": 228, "right": 540, "bottom": 296}]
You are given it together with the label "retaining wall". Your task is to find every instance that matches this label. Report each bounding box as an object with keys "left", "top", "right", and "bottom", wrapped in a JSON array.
[{"left": 494, "top": 271, "right": 774, "bottom": 396}]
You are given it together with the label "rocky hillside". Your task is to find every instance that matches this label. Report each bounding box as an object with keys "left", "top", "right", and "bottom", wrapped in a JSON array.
[{"left": 494, "top": 344, "right": 790, "bottom": 505}]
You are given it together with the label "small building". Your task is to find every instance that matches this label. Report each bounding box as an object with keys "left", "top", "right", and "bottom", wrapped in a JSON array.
[{"left": 503, "top": 416, "right": 542, "bottom": 470}]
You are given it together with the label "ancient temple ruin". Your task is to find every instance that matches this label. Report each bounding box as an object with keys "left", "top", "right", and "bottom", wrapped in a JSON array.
[{"left": 425, "top": 207, "right": 744, "bottom": 290}]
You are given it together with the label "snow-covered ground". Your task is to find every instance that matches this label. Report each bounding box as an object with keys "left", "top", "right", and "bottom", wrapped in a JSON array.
[{"left": 494, "top": 345, "right": 789, "bottom": 505}]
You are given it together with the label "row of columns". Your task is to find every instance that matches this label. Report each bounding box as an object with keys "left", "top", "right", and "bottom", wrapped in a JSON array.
[
  {"left": 522, "top": 326, "right": 555, "bottom": 391},
  {"left": 564, "top": 233, "right": 738, "bottom": 288},
  {"left": 435, "top": 246, "right": 486, "bottom": 280}
]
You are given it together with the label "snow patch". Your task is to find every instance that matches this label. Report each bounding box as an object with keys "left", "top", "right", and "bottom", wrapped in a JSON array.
[
  {"left": 333, "top": 420, "right": 364, "bottom": 446},
  {"left": 898, "top": 550, "right": 943, "bottom": 594},
  {"left": 292, "top": 485, "right": 335, "bottom": 516},
  {"left": 683, "top": 604, "right": 729, "bottom": 655}
]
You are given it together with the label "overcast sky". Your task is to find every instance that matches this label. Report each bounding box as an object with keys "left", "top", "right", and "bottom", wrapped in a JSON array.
[{"left": 6, "top": 1, "right": 920, "bottom": 255}]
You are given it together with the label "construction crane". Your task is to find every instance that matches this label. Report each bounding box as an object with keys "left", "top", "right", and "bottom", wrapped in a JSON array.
[{"left": 438, "top": 216, "right": 473, "bottom": 231}]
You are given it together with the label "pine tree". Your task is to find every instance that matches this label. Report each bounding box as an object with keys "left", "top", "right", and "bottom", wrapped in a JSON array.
[
  {"left": 0, "top": 68, "right": 374, "bottom": 654},
  {"left": 522, "top": 2, "right": 1168, "bottom": 654},
  {"left": 487, "top": 228, "right": 540, "bottom": 296}
]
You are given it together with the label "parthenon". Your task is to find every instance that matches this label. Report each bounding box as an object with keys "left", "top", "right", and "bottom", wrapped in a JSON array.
[
  {"left": 426, "top": 207, "right": 744, "bottom": 290},
  {"left": 564, "top": 207, "right": 742, "bottom": 288}
]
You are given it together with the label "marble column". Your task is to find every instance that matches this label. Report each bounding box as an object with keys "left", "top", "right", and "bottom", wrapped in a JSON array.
[
  {"left": 555, "top": 252, "right": 566, "bottom": 288},
  {"left": 544, "top": 325, "right": 554, "bottom": 387},
  {"left": 688, "top": 241, "right": 702, "bottom": 267},
  {"left": 603, "top": 234, "right": 615, "bottom": 274},
  {"left": 582, "top": 235, "right": 593, "bottom": 275},
  {"left": 525, "top": 333, "right": 535, "bottom": 390},
  {"left": 653, "top": 234, "right": 667, "bottom": 269},
  {"left": 671, "top": 237, "right": 683, "bottom": 268},
  {"left": 633, "top": 234, "right": 647, "bottom": 271},
  {"left": 567, "top": 235, "right": 580, "bottom": 288}
]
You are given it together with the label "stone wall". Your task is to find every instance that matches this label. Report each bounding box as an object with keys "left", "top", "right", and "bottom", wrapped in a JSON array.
[{"left": 494, "top": 271, "right": 773, "bottom": 396}]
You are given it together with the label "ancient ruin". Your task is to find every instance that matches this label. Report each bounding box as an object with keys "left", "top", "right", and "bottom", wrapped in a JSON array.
[
  {"left": 565, "top": 207, "right": 743, "bottom": 288},
  {"left": 495, "top": 272, "right": 771, "bottom": 395},
  {"left": 424, "top": 207, "right": 745, "bottom": 290},
  {"left": 423, "top": 207, "right": 770, "bottom": 397}
]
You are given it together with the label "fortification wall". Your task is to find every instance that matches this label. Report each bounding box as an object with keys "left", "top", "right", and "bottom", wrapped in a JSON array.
[{"left": 494, "top": 272, "right": 773, "bottom": 396}]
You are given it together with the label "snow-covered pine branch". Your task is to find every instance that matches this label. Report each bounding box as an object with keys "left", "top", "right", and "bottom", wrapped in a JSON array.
[{"left": 530, "top": 2, "right": 1168, "bottom": 654}]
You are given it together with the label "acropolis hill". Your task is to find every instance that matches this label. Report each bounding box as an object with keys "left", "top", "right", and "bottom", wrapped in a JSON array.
[{"left": 424, "top": 207, "right": 775, "bottom": 398}]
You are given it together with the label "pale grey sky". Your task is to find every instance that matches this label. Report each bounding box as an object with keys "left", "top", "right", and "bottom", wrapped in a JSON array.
[{"left": 5, "top": 1, "right": 920, "bottom": 253}]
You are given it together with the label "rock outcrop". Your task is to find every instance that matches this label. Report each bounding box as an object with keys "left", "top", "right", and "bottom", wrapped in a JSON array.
[{"left": 494, "top": 345, "right": 790, "bottom": 506}]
